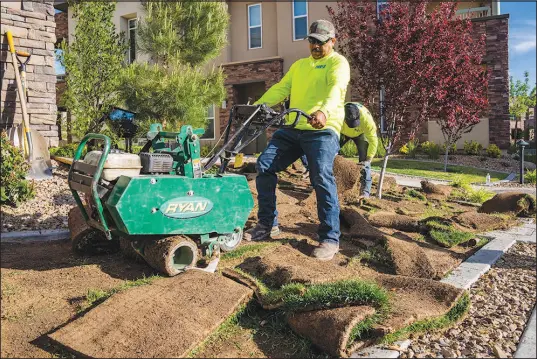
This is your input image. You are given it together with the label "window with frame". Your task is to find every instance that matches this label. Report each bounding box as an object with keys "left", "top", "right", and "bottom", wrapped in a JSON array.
[
  {"left": 292, "top": 1, "right": 308, "bottom": 41},
  {"left": 128, "top": 18, "right": 137, "bottom": 64},
  {"left": 202, "top": 105, "right": 216, "bottom": 140},
  {"left": 248, "top": 4, "right": 262, "bottom": 49}
]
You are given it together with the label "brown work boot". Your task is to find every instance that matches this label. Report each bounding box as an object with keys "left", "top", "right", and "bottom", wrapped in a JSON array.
[
  {"left": 244, "top": 223, "right": 280, "bottom": 242},
  {"left": 312, "top": 241, "right": 339, "bottom": 261}
]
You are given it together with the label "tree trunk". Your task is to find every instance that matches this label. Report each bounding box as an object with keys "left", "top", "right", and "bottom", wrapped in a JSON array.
[
  {"left": 377, "top": 154, "right": 390, "bottom": 199},
  {"left": 67, "top": 110, "right": 73, "bottom": 144},
  {"left": 443, "top": 142, "right": 450, "bottom": 172},
  {"left": 56, "top": 112, "right": 62, "bottom": 142}
]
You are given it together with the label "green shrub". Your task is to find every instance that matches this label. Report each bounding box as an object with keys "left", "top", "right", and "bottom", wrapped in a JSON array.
[
  {"left": 374, "top": 138, "right": 389, "bottom": 158},
  {"left": 49, "top": 143, "right": 87, "bottom": 158},
  {"left": 525, "top": 169, "right": 537, "bottom": 184},
  {"left": 486, "top": 144, "right": 501, "bottom": 158},
  {"left": 463, "top": 140, "right": 483, "bottom": 156},
  {"left": 200, "top": 145, "right": 212, "bottom": 157},
  {"left": 421, "top": 141, "right": 441, "bottom": 159},
  {"left": 131, "top": 145, "right": 144, "bottom": 154},
  {"left": 442, "top": 143, "right": 457, "bottom": 155},
  {"left": 449, "top": 185, "right": 494, "bottom": 204},
  {"left": 0, "top": 131, "right": 36, "bottom": 206},
  {"left": 340, "top": 140, "right": 358, "bottom": 157},
  {"left": 400, "top": 140, "right": 419, "bottom": 158}
]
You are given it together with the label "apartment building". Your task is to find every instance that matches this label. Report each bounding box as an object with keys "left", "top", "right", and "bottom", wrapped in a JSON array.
[{"left": 55, "top": 1, "right": 510, "bottom": 152}]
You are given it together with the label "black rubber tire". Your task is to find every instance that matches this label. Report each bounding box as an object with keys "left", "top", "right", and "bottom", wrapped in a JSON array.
[
  {"left": 68, "top": 206, "right": 119, "bottom": 255},
  {"left": 142, "top": 236, "right": 198, "bottom": 276},
  {"left": 71, "top": 228, "right": 120, "bottom": 256}
]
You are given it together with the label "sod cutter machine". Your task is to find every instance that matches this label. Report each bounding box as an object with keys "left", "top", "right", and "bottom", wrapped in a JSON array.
[{"left": 67, "top": 104, "right": 311, "bottom": 276}]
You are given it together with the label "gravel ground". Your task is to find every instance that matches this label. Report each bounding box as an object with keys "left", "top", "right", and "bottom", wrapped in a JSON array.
[
  {"left": 401, "top": 242, "right": 537, "bottom": 358},
  {"left": 1, "top": 161, "right": 76, "bottom": 233}
]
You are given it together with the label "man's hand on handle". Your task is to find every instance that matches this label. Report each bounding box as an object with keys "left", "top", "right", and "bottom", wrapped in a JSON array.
[{"left": 309, "top": 110, "right": 327, "bottom": 129}]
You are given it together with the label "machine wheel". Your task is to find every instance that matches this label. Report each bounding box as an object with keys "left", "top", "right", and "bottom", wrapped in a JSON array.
[
  {"left": 68, "top": 206, "right": 119, "bottom": 255},
  {"left": 71, "top": 228, "right": 120, "bottom": 255},
  {"left": 142, "top": 236, "right": 198, "bottom": 276},
  {"left": 219, "top": 229, "right": 243, "bottom": 252}
]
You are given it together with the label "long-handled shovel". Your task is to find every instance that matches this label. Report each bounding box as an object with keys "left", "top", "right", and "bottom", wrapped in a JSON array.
[{"left": 6, "top": 31, "right": 52, "bottom": 180}]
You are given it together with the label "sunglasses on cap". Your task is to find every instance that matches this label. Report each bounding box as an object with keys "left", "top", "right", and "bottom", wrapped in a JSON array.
[{"left": 308, "top": 37, "right": 331, "bottom": 46}]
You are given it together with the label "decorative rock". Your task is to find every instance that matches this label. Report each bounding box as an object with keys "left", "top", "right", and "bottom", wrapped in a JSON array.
[
  {"left": 492, "top": 344, "right": 508, "bottom": 358},
  {"left": 406, "top": 242, "right": 536, "bottom": 359}
]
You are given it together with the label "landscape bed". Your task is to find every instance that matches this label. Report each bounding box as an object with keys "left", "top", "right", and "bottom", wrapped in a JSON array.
[{"left": 1, "top": 156, "right": 535, "bottom": 358}]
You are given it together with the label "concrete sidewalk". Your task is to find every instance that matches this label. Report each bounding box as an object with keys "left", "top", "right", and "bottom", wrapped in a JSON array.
[{"left": 371, "top": 169, "right": 537, "bottom": 195}]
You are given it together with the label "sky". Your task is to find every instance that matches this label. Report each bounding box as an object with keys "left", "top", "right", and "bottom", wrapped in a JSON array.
[{"left": 501, "top": 2, "right": 536, "bottom": 87}]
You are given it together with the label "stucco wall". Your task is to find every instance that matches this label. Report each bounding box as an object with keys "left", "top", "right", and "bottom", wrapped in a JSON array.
[{"left": 427, "top": 118, "right": 490, "bottom": 149}]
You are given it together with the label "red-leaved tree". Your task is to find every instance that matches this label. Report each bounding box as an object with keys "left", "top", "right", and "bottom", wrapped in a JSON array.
[
  {"left": 329, "top": 1, "right": 488, "bottom": 196},
  {"left": 427, "top": 3, "right": 488, "bottom": 171}
]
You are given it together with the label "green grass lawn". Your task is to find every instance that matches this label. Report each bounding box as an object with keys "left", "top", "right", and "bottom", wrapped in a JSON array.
[{"left": 369, "top": 159, "right": 507, "bottom": 183}]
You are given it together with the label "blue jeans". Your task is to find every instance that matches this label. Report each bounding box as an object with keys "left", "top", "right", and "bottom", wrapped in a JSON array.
[
  {"left": 340, "top": 134, "right": 372, "bottom": 197},
  {"left": 256, "top": 129, "right": 341, "bottom": 244}
]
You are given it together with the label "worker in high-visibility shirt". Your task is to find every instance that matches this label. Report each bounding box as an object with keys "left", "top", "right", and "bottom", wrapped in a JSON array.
[
  {"left": 340, "top": 102, "right": 379, "bottom": 198},
  {"left": 244, "top": 19, "right": 351, "bottom": 261}
]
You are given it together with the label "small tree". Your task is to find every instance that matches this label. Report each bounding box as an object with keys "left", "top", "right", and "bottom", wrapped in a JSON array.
[
  {"left": 60, "top": 1, "right": 127, "bottom": 138},
  {"left": 120, "top": 1, "right": 228, "bottom": 132},
  {"left": 427, "top": 3, "right": 489, "bottom": 171},
  {"left": 330, "top": 1, "right": 446, "bottom": 198},
  {"left": 510, "top": 71, "right": 537, "bottom": 138}
]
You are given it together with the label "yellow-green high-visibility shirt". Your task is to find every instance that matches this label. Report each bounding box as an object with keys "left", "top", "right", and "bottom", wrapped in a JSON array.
[
  {"left": 340, "top": 103, "right": 379, "bottom": 160},
  {"left": 254, "top": 51, "right": 350, "bottom": 137}
]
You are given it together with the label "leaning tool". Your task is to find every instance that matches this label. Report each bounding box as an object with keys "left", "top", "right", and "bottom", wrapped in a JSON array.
[{"left": 6, "top": 31, "right": 52, "bottom": 180}]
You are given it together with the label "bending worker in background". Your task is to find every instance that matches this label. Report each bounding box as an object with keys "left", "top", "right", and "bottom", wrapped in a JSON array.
[
  {"left": 244, "top": 19, "right": 350, "bottom": 261},
  {"left": 340, "top": 102, "right": 379, "bottom": 198}
]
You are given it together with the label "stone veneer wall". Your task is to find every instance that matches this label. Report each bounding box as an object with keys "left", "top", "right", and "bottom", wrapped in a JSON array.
[
  {"left": 220, "top": 58, "right": 284, "bottom": 136},
  {"left": 1, "top": 1, "right": 58, "bottom": 147},
  {"left": 472, "top": 14, "right": 510, "bottom": 149}
]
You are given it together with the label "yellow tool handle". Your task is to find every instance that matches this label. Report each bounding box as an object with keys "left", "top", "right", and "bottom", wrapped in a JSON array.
[
  {"left": 6, "top": 31, "right": 15, "bottom": 53},
  {"left": 16, "top": 50, "right": 31, "bottom": 57}
]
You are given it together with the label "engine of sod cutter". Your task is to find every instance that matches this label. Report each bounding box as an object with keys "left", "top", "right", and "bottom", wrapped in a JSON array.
[{"left": 67, "top": 104, "right": 311, "bottom": 276}]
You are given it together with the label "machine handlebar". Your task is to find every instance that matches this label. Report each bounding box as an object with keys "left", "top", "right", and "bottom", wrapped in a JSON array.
[{"left": 256, "top": 103, "right": 312, "bottom": 128}]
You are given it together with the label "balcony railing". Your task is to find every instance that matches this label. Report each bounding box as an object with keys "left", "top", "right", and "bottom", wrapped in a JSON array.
[{"left": 455, "top": 6, "right": 491, "bottom": 20}]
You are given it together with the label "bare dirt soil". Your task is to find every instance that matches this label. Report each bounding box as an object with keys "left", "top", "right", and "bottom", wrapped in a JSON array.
[
  {"left": 0, "top": 240, "right": 155, "bottom": 358},
  {"left": 0, "top": 156, "right": 528, "bottom": 358},
  {"left": 48, "top": 271, "right": 252, "bottom": 358}
]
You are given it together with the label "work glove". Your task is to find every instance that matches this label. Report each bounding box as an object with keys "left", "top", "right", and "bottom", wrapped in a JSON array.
[{"left": 361, "top": 157, "right": 373, "bottom": 166}]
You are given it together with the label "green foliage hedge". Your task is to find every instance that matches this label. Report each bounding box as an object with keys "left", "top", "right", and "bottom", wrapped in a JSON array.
[
  {"left": 49, "top": 143, "right": 87, "bottom": 158},
  {"left": 421, "top": 141, "right": 441, "bottom": 159},
  {"left": 486, "top": 144, "right": 501, "bottom": 158},
  {"left": 0, "top": 131, "right": 35, "bottom": 206},
  {"left": 463, "top": 140, "right": 483, "bottom": 155}
]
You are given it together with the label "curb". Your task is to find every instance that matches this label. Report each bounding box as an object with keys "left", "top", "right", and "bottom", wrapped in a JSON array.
[
  {"left": 0, "top": 229, "right": 70, "bottom": 243},
  {"left": 514, "top": 306, "right": 537, "bottom": 358},
  {"left": 353, "top": 219, "right": 535, "bottom": 358}
]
